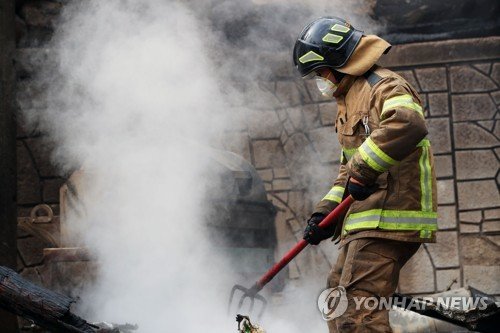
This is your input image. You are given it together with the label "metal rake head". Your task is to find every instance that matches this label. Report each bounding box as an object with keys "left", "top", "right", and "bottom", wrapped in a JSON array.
[{"left": 228, "top": 284, "right": 267, "bottom": 320}]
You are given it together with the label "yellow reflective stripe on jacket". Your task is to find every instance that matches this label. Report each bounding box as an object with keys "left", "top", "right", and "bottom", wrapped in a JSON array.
[
  {"left": 344, "top": 209, "right": 438, "bottom": 232},
  {"left": 381, "top": 94, "right": 424, "bottom": 119},
  {"left": 419, "top": 145, "right": 433, "bottom": 212},
  {"left": 342, "top": 147, "right": 357, "bottom": 162},
  {"left": 322, "top": 186, "right": 345, "bottom": 203},
  {"left": 417, "top": 138, "right": 431, "bottom": 147},
  {"left": 358, "top": 137, "right": 398, "bottom": 173}
]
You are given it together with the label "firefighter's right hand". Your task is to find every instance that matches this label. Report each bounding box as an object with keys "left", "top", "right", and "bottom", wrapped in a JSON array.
[
  {"left": 347, "top": 178, "right": 378, "bottom": 201},
  {"left": 303, "top": 213, "right": 334, "bottom": 245}
]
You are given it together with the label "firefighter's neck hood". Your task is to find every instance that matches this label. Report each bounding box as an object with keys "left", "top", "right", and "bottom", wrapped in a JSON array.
[{"left": 337, "top": 35, "right": 391, "bottom": 76}]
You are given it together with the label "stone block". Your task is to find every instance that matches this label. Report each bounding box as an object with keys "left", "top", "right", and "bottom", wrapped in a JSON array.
[
  {"left": 261, "top": 52, "right": 294, "bottom": 79},
  {"left": 276, "top": 109, "right": 287, "bottom": 121},
  {"left": 283, "top": 118, "right": 295, "bottom": 136},
  {"left": 437, "top": 179, "right": 455, "bottom": 205},
  {"left": 494, "top": 121, "right": 500, "bottom": 139},
  {"left": 484, "top": 208, "right": 500, "bottom": 220},
  {"left": 251, "top": 139, "right": 285, "bottom": 169},
  {"left": 20, "top": 267, "right": 42, "bottom": 285},
  {"left": 280, "top": 130, "right": 288, "bottom": 145},
  {"left": 395, "top": 70, "right": 420, "bottom": 91},
  {"left": 483, "top": 220, "right": 500, "bottom": 233},
  {"left": 302, "top": 104, "right": 321, "bottom": 129},
  {"left": 487, "top": 235, "right": 500, "bottom": 246},
  {"left": 319, "top": 102, "right": 337, "bottom": 126},
  {"left": 273, "top": 167, "right": 290, "bottom": 179},
  {"left": 399, "top": 246, "right": 435, "bottom": 294},
  {"left": 18, "top": 236, "right": 52, "bottom": 267},
  {"left": 42, "top": 178, "right": 65, "bottom": 203},
  {"left": 436, "top": 269, "right": 461, "bottom": 291},
  {"left": 415, "top": 67, "right": 447, "bottom": 92},
  {"left": 472, "top": 63, "right": 492, "bottom": 75},
  {"left": 459, "top": 211, "right": 482, "bottom": 223},
  {"left": 257, "top": 169, "right": 273, "bottom": 182},
  {"left": 455, "top": 150, "right": 498, "bottom": 180},
  {"left": 477, "top": 120, "right": 495, "bottom": 131},
  {"left": 308, "top": 127, "right": 341, "bottom": 164},
  {"left": 434, "top": 155, "right": 453, "bottom": 178},
  {"left": 437, "top": 205, "right": 456, "bottom": 230},
  {"left": 450, "top": 66, "right": 497, "bottom": 92},
  {"left": 461, "top": 223, "right": 480, "bottom": 233},
  {"left": 460, "top": 235, "right": 500, "bottom": 266},
  {"left": 221, "top": 131, "right": 251, "bottom": 162},
  {"left": 283, "top": 132, "right": 312, "bottom": 163},
  {"left": 427, "top": 118, "right": 451, "bottom": 153},
  {"left": 239, "top": 81, "right": 280, "bottom": 110},
  {"left": 20, "top": 1, "right": 62, "bottom": 28},
  {"left": 273, "top": 179, "right": 293, "bottom": 191},
  {"left": 428, "top": 93, "right": 449, "bottom": 116},
  {"left": 454, "top": 123, "right": 498, "bottom": 149},
  {"left": 275, "top": 81, "right": 304, "bottom": 107},
  {"left": 426, "top": 231, "right": 459, "bottom": 268},
  {"left": 286, "top": 107, "right": 305, "bottom": 131},
  {"left": 380, "top": 38, "right": 500, "bottom": 69},
  {"left": 17, "top": 141, "right": 41, "bottom": 205},
  {"left": 25, "top": 137, "right": 58, "bottom": 178},
  {"left": 287, "top": 219, "right": 302, "bottom": 233},
  {"left": 457, "top": 180, "right": 500, "bottom": 210},
  {"left": 288, "top": 191, "right": 308, "bottom": 221},
  {"left": 463, "top": 265, "right": 500, "bottom": 294},
  {"left": 451, "top": 94, "right": 496, "bottom": 121},
  {"left": 246, "top": 110, "right": 282, "bottom": 139},
  {"left": 491, "top": 62, "right": 500, "bottom": 85},
  {"left": 274, "top": 191, "right": 288, "bottom": 203},
  {"left": 491, "top": 91, "right": 500, "bottom": 105}
]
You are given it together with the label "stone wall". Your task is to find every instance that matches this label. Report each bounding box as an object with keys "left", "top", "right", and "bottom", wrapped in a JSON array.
[
  {"left": 219, "top": 37, "right": 500, "bottom": 297},
  {"left": 15, "top": 0, "right": 64, "bottom": 294},
  {"left": 13, "top": 0, "right": 499, "bottom": 303}
]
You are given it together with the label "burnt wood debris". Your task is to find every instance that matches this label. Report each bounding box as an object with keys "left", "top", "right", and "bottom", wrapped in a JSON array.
[
  {"left": 0, "top": 266, "right": 137, "bottom": 333},
  {"left": 0, "top": 265, "right": 97, "bottom": 332}
]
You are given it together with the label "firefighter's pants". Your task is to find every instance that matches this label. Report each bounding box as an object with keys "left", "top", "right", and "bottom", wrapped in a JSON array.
[{"left": 326, "top": 238, "right": 420, "bottom": 333}]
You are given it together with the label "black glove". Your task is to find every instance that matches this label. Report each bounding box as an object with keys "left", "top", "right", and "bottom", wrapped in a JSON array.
[
  {"left": 347, "top": 179, "right": 378, "bottom": 201},
  {"left": 303, "top": 213, "right": 334, "bottom": 245}
]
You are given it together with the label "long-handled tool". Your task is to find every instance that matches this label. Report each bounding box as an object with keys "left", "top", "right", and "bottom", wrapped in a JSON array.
[{"left": 228, "top": 195, "right": 355, "bottom": 319}]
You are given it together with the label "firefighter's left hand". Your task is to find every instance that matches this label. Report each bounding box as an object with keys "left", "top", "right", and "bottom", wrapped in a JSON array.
[{"left": 347, "top": 178, "right": 378, "bottom": 201}]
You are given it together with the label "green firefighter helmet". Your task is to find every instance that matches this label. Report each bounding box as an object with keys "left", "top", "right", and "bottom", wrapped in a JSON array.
[{"left": 293, "top": 17, "right": 363, "bottom": 77}]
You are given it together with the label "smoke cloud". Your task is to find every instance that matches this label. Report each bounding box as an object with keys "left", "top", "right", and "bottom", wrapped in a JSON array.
[{"left": 23, "top": 0, "right": 380, "bottom": 331}]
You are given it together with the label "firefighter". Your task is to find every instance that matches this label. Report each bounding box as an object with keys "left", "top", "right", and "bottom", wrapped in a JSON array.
[{"left": 293, "top": 17, "right": 437, "bottom": 332}]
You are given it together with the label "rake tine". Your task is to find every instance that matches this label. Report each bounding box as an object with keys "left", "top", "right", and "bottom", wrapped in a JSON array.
[
  {"left": 254, "top": 293, "right": 267, "bottom": 320},
  {"left": 228, "top": 285, "right": 246, "bottom": 314},
  {"left": 249, "top": 296, "right": 255, "bottom": 313},
  {"left": 237, "top": 294, "right": 246, "bottom": 309}
]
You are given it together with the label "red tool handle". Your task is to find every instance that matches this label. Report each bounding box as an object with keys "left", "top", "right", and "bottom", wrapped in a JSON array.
[{"left": 251, "top": 196, "right": 354, "bottom": 293}]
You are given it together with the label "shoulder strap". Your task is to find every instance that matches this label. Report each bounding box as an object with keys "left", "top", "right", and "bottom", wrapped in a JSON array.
[{"left": 363, "top": 70, "right": 382, "bottom": 87}]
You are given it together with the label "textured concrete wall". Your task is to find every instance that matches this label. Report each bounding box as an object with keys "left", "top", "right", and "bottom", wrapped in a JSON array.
[{"left": 13, "top": 0, "right": 499, "bottom": 302}]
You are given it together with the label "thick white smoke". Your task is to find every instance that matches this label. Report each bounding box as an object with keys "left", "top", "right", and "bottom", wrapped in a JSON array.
[
  {"left": 23, "top": 0, "right": 380, "bottom": 331},
  {"left": 32, "top": 1, "right": 236, "bottom": 331}
]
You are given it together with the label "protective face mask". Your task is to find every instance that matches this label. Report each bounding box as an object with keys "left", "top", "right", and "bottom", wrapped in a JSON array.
[{"left": 315, "top": 75, "right": 338, "bottom": 97}]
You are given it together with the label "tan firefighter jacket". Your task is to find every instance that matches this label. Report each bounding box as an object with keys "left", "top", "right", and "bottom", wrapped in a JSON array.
[{"left": 314, "top": 66, "right": 438, "bottom": 244}]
